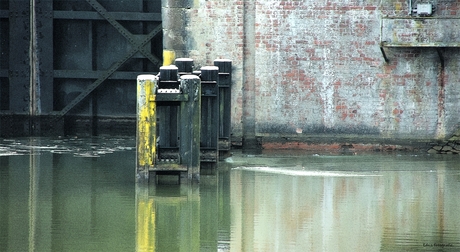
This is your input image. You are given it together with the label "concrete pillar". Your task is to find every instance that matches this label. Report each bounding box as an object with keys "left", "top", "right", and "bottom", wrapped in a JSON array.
[
  {"left": 242, "top": 0, "right": 258, "bottom": 152},
  {"left": 161, "top": 0, "right": 196, "bottom": 61}
]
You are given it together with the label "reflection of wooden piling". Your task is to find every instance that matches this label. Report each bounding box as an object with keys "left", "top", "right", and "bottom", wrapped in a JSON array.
[
  {"left": 136, "top": 75, "right": 157, "bottom": 181},
  {"left": 136, "top": 184, "right": 200, "bottom": 251},
  {"left": 135, "top": 185, "right": 155, "bottom": 251}
]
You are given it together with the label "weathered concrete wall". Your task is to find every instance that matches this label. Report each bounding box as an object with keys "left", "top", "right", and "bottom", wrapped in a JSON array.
[{"left": 166, "top": 0, "right": 460, "bottom": 148}]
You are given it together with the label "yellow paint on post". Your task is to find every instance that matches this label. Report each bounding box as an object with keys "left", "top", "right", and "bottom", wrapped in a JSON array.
[
  {"left": 137, "top": 75, "right": 157, "bottom": 172},
  {"left": 163, "top": 50, "right": 176, "bottom": 66}
]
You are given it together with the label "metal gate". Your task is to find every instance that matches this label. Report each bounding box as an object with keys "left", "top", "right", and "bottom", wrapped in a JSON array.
[{"left": 0, "top": 0, "right": 162, "bottom": 137}]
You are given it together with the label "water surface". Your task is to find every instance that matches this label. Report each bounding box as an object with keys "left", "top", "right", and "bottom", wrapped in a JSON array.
[{"left": 1, "top": 138, "right": 459, "bottom": 251}]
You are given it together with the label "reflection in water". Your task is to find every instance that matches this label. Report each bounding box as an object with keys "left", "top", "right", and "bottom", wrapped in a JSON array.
[
  {"left": 136, "top": 176, "right": 231, "bottom": 252},
  {"left": 1, "top": 138, "right": 460, "bottom": 251},
  {"left": 0, "top": 138, "right": 137, "bottom": 251},
  {"left": 230, "top": 154, "right": 460, "bottom": 252}
]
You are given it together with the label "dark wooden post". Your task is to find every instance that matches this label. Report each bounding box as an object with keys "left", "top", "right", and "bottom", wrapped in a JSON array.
[
  {"left": 200, "top": 66, "right": 219, "bottom": 171},
  {"left": 214, "top": 59, "right": 232, "bottom": 159},
  {"left": 180, "top": 75, "right": 201, "bottom": 181},
  {"left": 175, "top": 58, "right": 194, "bottom": 76}
]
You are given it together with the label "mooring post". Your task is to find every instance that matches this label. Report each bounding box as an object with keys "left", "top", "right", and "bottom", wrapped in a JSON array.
[
  {"left": 157, "top": 65, "right": 180, "bottom": 156},
  {"left": 136, "top": 74, "right": 158, "bottom": 182},
  {"left": 180, "top": 75, "right": 202, "bottom": 181},
  {"left": 175, "top": 58, "right": 194, "bottom": 76},
  {"left": 200, "top": 66, "right": 219, "bottom": 170},
  {"left": 136, "top": 59, "right": 230, "bottom": 182},
  {"left": 214, "top": 59, "right": 232, "bottom": 159}
]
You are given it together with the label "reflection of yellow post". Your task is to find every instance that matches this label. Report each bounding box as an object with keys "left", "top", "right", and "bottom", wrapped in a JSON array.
[
  {"left": 163, "top": 50, "right": 176, "bottom": 66},
  {"left": 135, "top": 184, "right": 201, "bottom": 252},
  {"left": 136, "top": 185, "right": 155, "bottom": 252},
  {"left": 137, "top": 75, "right": 157, "bottom": 181}
]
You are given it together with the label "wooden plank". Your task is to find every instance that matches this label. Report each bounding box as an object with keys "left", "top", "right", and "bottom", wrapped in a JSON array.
[{"left": 154, "top": 94, "right": 188, "bottom": 102}]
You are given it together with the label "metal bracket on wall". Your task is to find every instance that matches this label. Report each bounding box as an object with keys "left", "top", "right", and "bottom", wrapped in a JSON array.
[
  {"left": 436, "top": 48, "right": 445, "bottom": 67},
  {"left": 52, "top": 0, "right": 162, "bottom": 117},
  {"left": 380, "top": 44, "right": 389, "bottom": 63},
  {"left": 380, "top": 43, "right": 448, "bottom": 65}
]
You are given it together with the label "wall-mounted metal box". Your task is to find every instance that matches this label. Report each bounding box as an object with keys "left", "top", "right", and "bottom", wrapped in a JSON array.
[{"left": 417, "top": 4, "right": 432, "bottom": 16}]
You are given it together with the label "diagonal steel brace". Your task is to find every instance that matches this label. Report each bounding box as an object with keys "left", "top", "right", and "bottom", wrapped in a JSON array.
[
  {"left": 86, "top": 0, "right": 161, "bottom": 66},
  {"left": 52, "top": 0, "right": 162, "bottom": 117},
  {"left": 52, "top": 25, "right": 161, "bottom": 117}
]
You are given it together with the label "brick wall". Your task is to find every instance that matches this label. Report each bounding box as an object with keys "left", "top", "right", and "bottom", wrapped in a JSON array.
[{"left": 177, "top": 0, "right": 460, "bottom": 146}]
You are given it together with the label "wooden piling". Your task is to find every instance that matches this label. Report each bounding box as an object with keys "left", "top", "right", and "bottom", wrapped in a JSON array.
[
  {"left": 175, "top": 58, "right": 194, "bottom": 75},
  {"left": 179, "top": 75, "right": 202, "bottom": 181},
  {"left": 214, "top": 59, "right": 233, "bottom": 158},
  {"left": 200, "top": 66, "right": 219, "bottom": 169},
  {"left": 136, "top": 74, "right": 158, "bottom": 182}
]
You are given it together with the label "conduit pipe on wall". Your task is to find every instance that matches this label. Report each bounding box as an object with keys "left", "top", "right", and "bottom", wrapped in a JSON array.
[{"left": 408, "top": 0, "right": 412, "bottom": 15}]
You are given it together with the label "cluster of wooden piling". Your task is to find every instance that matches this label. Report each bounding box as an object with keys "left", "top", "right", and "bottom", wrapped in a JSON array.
[{"left": 136, "top": 58, "right": 232, "bottom": 183}]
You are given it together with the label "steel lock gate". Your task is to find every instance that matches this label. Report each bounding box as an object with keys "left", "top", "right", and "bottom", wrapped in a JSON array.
[{"left": 1, "top": 0, "right": 162, "bottom": 137}]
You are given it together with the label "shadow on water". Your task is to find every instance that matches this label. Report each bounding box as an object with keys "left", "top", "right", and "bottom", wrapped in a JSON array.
[{"left": 1, "top": 137, "right": 460, "bottom": 251}]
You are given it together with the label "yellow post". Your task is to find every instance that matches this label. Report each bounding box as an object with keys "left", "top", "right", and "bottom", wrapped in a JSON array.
[
  {"left": 136, "top": 74, "right": 157, "bottom": 181},
  {"left": 163, "top": 49, "right": 176, "bottom": 66}
]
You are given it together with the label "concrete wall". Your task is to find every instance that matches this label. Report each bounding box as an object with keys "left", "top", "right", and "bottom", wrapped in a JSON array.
[{"left": 163, "top": 0, "right": 460, "bottom": 148}]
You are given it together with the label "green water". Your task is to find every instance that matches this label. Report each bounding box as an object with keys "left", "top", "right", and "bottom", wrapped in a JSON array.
[{"left": 1, "top": 138, "right": 460, "bottom": 251}]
